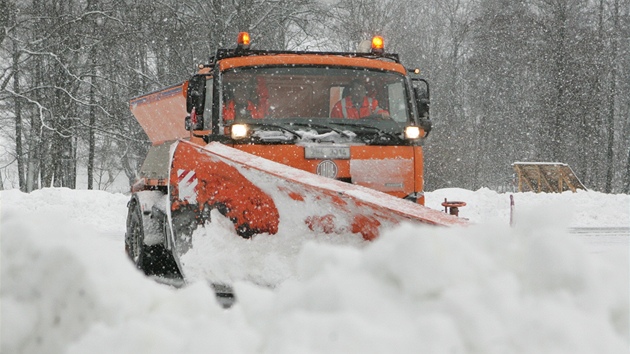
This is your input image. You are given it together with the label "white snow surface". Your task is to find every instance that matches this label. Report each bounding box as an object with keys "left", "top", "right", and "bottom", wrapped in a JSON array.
[{"left": 1, "top": 187, "right": 628, "bottom": 354}]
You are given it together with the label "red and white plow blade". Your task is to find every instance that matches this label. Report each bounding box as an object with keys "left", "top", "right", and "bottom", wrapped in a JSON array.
[
  {"left": 167, "top": 140, "right": 468, "bottom": 282},
  {"left": 169, "top": 140, "right": 466, "bottom": 234}
]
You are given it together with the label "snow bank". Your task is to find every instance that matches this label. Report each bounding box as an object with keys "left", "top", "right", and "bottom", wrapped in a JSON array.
[
  {"left": 237, "top": 219, "right": 628, "bottom": 353},
  {"left": 427, "top": 187, "right": 630, "bottom": 227},
  {"left": 181, "top": 209, "right": 368, "bottom": 286},
  {"left": 1, "top": 188, "right": 628, "bottom": 353},
  {"left": 0, "top": 189, "right": 258, "bottom": 354}
]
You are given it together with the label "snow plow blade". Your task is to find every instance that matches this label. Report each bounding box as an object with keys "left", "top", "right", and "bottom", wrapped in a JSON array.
[{"left": 167, "top": 140, "right": 467, "bottom": 260}]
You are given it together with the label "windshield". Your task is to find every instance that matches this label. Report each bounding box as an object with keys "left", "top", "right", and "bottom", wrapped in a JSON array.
[{"left": 221, "top": 66, "right": 411, "bottom": 123}]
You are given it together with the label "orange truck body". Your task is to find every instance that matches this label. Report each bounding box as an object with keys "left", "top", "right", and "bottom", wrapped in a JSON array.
[{"left": 130, "top": 52, "right": 429, "bottom": 204}]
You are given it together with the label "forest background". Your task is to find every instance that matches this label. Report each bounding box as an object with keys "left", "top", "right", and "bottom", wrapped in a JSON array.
[{"left": 0, "top": 0, "right": 628, "bottom": 193}]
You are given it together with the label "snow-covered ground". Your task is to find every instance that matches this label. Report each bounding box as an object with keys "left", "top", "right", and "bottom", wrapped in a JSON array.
[{"left": 1, "top": 187, "right": 628, "bottom": 353}]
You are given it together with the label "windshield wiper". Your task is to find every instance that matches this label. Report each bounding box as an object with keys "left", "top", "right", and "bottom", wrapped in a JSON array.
[
  {"left": 287, "top": 122, "right": 354, "bottom": 139},
  {"left": 328, "top": 121, "right": 402, "bottom": 143},
  {"left": 242, "top": 123, "right": 302, "bottom": 140}
]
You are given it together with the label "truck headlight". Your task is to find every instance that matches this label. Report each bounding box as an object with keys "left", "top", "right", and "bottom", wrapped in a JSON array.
[
  {"left": 231, "top": 124, "right": 249, "bottom": 139},
  {"left": 404, "top": 126, "right": 421, "bottom": 140}
]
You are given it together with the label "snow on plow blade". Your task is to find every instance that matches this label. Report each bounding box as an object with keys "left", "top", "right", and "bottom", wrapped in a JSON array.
[{"left": 167, "top": 139, "right": 467, "bottom": 248}]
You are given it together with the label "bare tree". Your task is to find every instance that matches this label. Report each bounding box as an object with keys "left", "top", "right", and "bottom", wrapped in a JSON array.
[{"left": 1, "top": 0, "right": 628, "bottom": 193}]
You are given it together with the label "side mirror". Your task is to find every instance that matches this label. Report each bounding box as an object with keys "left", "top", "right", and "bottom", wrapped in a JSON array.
[
  {"left": 411, "top": 78, "right": 431, "bottom": 136},
  {"left": 186, "top": 75, "right": 206, "bottom": 113},
  {"left": 185, "top": 75, "right": 206, "bottom": 131},
  {"left": 411, "top": 79, "right": 430, "bottom": 119},
  {"left": 415, "top": 91, "right": 430, "bottom": 119}
]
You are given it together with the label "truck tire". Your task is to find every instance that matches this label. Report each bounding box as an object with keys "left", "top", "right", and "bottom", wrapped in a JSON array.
[
  {"left": 125, "top": 195, "right": 147, "bottom": 269},
  {"left": 125, "top": 194, "right": 182, "bottom": 278}
]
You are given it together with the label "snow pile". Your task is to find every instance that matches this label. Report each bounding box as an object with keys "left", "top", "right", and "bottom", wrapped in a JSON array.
[
  {"left": 1, "top": 189, "right": 258, "bottom": 354},
  {"left": 1, "top": 188, "right": 628, "bottom": 353},
  {"left": 181, "top": 209, "right": 368, "bottom": 286},
  {"left": 426, "top": 187, "right": 630, "bottom": 227},
  {"left": 237, "top": 221, "right": 628, "bottom": 353}
]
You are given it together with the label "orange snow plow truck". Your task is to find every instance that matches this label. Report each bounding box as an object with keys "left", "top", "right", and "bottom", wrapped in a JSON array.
[{"left": 125, "top": 33, "right": 467, "bottom": 278}]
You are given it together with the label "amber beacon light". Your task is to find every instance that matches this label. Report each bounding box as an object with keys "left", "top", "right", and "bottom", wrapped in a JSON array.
[
  {"left": 371, "top": 36, "right": 384, "bottom": 54},
  {"left": 237, "top": 32, "right": 251, "bottom": 49}
]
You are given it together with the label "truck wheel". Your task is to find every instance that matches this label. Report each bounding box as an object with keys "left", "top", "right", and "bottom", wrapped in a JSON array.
[
  {"left": 125, "top": 196, "right": 146, "bottom": 269},
  {"left": 126, "top": 193, "right": 182, "bottom": 278},
  {"left": 144, "top": 212, "right": 182, "bottom": 279}
]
